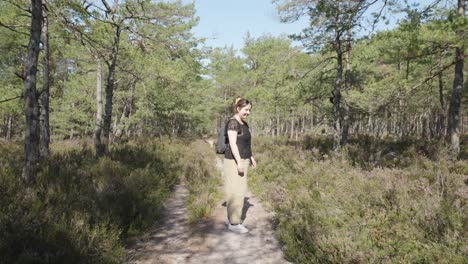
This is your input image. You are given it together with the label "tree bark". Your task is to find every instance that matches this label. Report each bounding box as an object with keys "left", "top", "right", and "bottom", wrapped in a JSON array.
[
  {"left": 438, "top": 49, "right": 446, "bottom": 138},
  {"left": 22, "top": 0, "right": 42, "bottom": 184},
  {"left": 422, "top": 114, "right": 428, "bottom": 139},
  {"left": 341, "top": 15, "right": 352, "bottom": 146},
  {"left": 6, "top": 114, "right": 13, "bottom": 140},
  {"left": 275, "top": 106, "right": 280, "bottom": 137},
  {"left": 429, "top": 110, "right": 436, "bottom": 139},
  {"left": 332, "top": 14, "right": 343, "bottom": 150},
  {"left": 290, "top": 109, "right": 295, "bottom": 140},
  {"left": 40, "top": 6, "right": 50, "bottom": 157},
  {"left": 94, "top": 57, "right": 104, "bottom": 157},
  {"left": 101, "top": 26, "right": 120, "bottom": 154},
  {"left": 447, "top": 0, "right": 465, "bottom": 155},
  {"left": 113, "top": 79, "right": 136, "bottom": 141},
  {"left": 386, "top": 110, "right": 391, "bottom": 136}
]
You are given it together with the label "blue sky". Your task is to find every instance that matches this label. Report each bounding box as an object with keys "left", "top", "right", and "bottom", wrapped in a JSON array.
[
  {"left": 190, "top": 0, "right": 446, "bottom": 51},
  {"left": 191, "top": 0, "right": 309, "bottom": 51}
]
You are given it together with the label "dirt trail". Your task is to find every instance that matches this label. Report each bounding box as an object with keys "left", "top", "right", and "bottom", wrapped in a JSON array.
[{"left": 126, "top": 140, "right": 288, "bottom": 264}]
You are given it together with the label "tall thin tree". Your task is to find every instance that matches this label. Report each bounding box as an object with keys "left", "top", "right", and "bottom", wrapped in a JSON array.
[
  {"left": 447, "top": 0, "right": 465, "bottom": 155},
  {"left": 40, "top": 0, "right": 50, "bottom": 157},
  {"left": 22, "top": 0, "right": 43, "bottom": 184},
  {"left": 94, "top": 56, "right": 104, "bottom": 156}
]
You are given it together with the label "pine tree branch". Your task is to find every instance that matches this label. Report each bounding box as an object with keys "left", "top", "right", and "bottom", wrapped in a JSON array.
[
  {"left": 371, "top": 0, "right": 388, "bottom": 32},
  {"left": 376, "top": 53, "right": 468, "bottom": 112},
  {"left": 0, "top": 21, "right": 29, "bottom": 36},
  {"left": 0, "top": 95, "right": 23, "bottom": 104},
  {"left": 101, "top": 0, "right": 113, "bottom": 14},
  {"left": 4, "top": 0, "right": 31, "bottom": 14}
]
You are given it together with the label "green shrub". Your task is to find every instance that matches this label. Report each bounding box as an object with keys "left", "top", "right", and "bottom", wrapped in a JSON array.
[
  {"left": 180, "top": 140, "right": 222, "bottom": 222},
  {"left": 301, "top": 135, "right": 455, "bottom": 170},
  {"left": 249, "top": 136, "right": 467, "bottom": 263},
  {"left": 0, "top": 138, "right": 182, "bottom": 263}
]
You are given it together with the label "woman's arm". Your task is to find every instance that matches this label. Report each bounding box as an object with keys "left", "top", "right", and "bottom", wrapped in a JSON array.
[
  {"left": 227, "top": 130, "right": 244, "bottom": 175},
  {"left": 250, "top": 156, "right": 256, "bottom": 168}
]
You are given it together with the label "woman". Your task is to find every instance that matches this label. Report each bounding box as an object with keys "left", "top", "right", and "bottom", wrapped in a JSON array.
[{"left": 224, "top": 97, "right": 257, "bottom": 233}]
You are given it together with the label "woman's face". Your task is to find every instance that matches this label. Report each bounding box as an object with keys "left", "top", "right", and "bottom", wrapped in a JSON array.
[{"left": 237, "top": 104, "right": 252, "bottom": 120}]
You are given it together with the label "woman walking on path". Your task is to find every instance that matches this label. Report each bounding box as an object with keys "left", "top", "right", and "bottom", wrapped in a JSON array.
[{"left": 224, "top": 98, "right": 257, "bottom": 234}]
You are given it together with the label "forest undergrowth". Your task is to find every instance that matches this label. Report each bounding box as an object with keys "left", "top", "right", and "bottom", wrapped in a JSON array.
[
  {"left": 249, "top": 135, "right": 467, "bottom": 263},
  {"left": 0, "top": 137, "right": 220, "bottom": 263},
  {"left": 179, "top": 139, "right": 223, "bottom": 223},
  {"left": 1, "top": 135, "right": 466, "bottom": 263}
]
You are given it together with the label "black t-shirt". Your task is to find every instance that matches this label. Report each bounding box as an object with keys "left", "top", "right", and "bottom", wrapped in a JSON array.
[{"left": 224, "top": 118, "right": 252, "bottom": 160}]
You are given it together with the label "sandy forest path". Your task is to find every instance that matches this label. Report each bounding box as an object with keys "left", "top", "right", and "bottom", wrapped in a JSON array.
[{"left": 126, "top": 140, "right": 289, "bottom": 264}]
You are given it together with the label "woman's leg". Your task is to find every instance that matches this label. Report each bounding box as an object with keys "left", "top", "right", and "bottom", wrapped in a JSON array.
[{"left": 224, "top": 158, "right": 248, "bottom": 225}]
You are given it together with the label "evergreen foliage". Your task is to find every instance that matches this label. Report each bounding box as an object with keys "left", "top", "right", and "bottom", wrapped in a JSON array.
[{"left": 0, "top": 0, "right": 466, "bottom": 262}]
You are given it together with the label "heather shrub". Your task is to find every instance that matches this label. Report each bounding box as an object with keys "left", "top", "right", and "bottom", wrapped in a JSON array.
[
  {"left": 302, "top": 135, "right": 454, "bottom": 170},
  {"left": 249, "top": 136, "right": 467, "bottom": 263},
  {"left": 0, "top": 138, "right": 182, "bottom": 263},
  {"left": 180, "top": 139, "right": 222, "bottom": 222}
]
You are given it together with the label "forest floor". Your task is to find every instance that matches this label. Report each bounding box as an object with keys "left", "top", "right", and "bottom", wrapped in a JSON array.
[{"left": 125, "top": 140, "right": 289, "bottom": 264}]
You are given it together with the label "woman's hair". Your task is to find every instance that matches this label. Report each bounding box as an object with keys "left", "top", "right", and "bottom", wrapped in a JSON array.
[{"left": 233, "top": 97, "right": 251, "bottom": 113}]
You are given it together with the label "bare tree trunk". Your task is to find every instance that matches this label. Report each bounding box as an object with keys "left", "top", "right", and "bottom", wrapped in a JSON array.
[
  {"left": 332, "top": 17, "right": 343, "bottom": 150},
  {"left": 22, "top": 0, "right": 42, "bottom": 184},
  {"left": 462, "top": 113, "right": 465, "bottom": 134},
  {"left": 276, "top": 111, "right": 280, "bottom": 137},
  {"left": 94, "top": 57, "right": 104, "bottom": 157},
  {"left": 40, "top": 7, "right": 50, "bottom": 157},
  {"left": 102, "top": 26, "right": 121, "bottom": 154},
  {"left": 1, "top": 113, "right": 4, "bottom": 137},
  {"left": 342, "top": 19, "right": 352, "bottom": 146},
  {"left": 6, "top": 114, "right": 13, "bottom": 140},
  {"left": 438, "top": 49, "right": 446, "bottom": 138},
  {"left": 422, "top": 114, "right": 428, "bottom": 139},
  {"left": 429, "top": 110, "right": 436, "bottom": 139},
  {"left": 355, "top": 115, "right": 361, "bottom": 136},
  {"left": 290, "top": 108, "right": 295, "bottom": 139},
  {"left": 386, "top": 110, "right": 392, "bottom": 136},
  {"left": 447, "top": 0, "right": 465, "bottom": 155},
  {"left": 114, "top": 79, "right": 136, "bottom": 141},
  {"left": 367, "top": 114, "right": 372, "bottom": 135}
]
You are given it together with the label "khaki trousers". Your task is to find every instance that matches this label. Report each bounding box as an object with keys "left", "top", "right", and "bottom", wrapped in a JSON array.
[{"left": 224, "top": 158, "right": 249, "bottom": 225}]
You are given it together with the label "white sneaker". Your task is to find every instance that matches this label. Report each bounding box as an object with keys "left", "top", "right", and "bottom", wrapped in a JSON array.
[{"left": 228, "top": 224, "right": 249, "bottom": 233}]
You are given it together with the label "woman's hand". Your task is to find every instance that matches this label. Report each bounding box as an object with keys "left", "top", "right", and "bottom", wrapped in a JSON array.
[
  {"left": 237, "top": 163, "right": 245, "bottom": 176},
  {"left": 250, "top": 157, "right": 257, "bottom": 168}
]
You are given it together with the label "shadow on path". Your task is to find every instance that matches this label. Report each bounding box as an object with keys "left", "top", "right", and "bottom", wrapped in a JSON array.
[
  {"left": 222, "top": 197, "right": 254, "bottom": 224},
  {"left": 126, "top": 157, "right": 289, "bottom": 264}
]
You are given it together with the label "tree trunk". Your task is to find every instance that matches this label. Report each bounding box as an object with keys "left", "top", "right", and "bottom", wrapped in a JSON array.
[
  {"left": 22, "top": 0, "right": 42, "bottom": 185},
  {"left": 422, "top": 114, "right": 428, "bottom": 139},
  {"left": 6, "top": 114, "right": 13, "bottom": 140},
  {"left": 276, "top": 110, "right": 280, "bottom": 137},
  {"left": 341, "top": 20, "right": 352, "bottom": 146},
  {"left": 447, "top": 0, "right": 464, "bottom": 155},
  {"left": 102, "top": 26, "right": 121, "bottom": 154},
  {"left": 332, "top": 20, "right": 343, "bottom": 150},
  {"left": 367, "top": 114, "right": 372, "bottom": 135},
  {"left": 438, "top": 49, "right": 446, "bottom": 138},
  {"left": 429, "top": 110, "right": 436, "bottom": 139},
  {"left": 289, "top": 108, "right": 294, "bottom": 139},
  {"left": 94, "top": 57, "right": 104, "bottom": 157},
  {"left": 40, "top": 7, "right": 50, "bottom": 157},
  {"left": 114, "top": 79, "right": 136, "bottom": 141},
  {"left": 386, "top": 110, "right": 392, "bottom": 136}
]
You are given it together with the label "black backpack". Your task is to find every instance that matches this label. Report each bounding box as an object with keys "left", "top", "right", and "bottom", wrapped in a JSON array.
[{"left": 215, "top": 120, "right": 228, "bottom": 154}]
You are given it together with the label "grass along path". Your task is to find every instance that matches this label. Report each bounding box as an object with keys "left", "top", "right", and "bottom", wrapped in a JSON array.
[{"left": 126, "top": 140, "right": 288, "bottom": 264}]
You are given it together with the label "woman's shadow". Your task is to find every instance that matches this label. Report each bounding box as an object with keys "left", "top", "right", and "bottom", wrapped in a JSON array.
[{"left": 222, "top": 197, "right": 254, "bottom": 223}]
